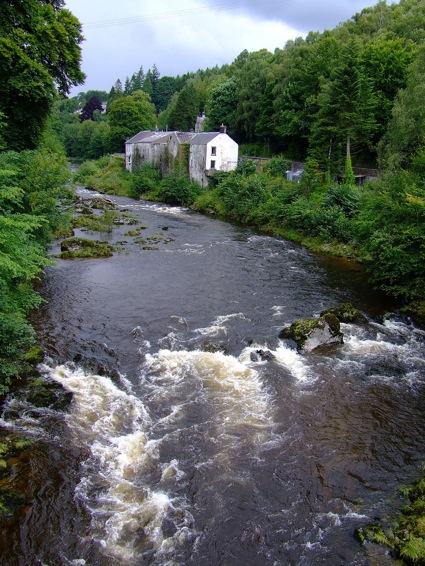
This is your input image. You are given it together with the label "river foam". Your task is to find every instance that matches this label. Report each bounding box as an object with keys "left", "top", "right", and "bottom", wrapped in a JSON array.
[{"left": 41, "top": 363, "right": 193, "bottom": 563}]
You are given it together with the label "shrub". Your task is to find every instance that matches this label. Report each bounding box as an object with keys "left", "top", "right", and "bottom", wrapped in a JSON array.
[
  {"left": 129, "top": 163, "right": 161, "bottom": 198},
  {"left": 159, "top": 175, "right": 202, "bottom": 206},
  {"left": 263, "top": 155, "right": 291, "bottom": 177}
]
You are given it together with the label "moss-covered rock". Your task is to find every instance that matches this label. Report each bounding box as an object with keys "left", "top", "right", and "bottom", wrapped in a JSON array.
[
  {"left": 0, "top": 435, "right": 33, "bottom": 483},
  {"left": 124, "top": 226, "right": 148, "bottom": 236},
  {"left": 0, "top": 488, "right": 27, "bottom": 519},
  {"left": 321, "top": 303, "right": 368, "bottom": 324},
  {"left": 25, "top": 379, "right": 73, "bottom": 410},
  {"left": 23, "top": 346, "right": 44, "bottom": 365},
  {"left": 279, "top": 313, "right": 343, "bottom": 352},
  {"left": 59, "top": 237, "right": 114, "bottom": 259}
]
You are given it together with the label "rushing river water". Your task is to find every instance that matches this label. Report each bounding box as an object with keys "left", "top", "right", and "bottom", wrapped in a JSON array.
[{"left": 2, "top": 188, "right": 425, "bottom": 565}]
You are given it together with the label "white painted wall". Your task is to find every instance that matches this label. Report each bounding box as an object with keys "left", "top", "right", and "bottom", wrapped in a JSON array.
[{"left": 190, "top": 134, "right": 238, "bottom": 186}]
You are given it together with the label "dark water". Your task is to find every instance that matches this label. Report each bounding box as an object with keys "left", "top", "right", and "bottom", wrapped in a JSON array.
[{"left": 2, "top": 188, "right": 425, "bottom": 565}]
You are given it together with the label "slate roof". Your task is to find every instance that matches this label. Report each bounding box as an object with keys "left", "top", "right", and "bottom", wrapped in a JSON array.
[
  {"left": 176, "top": 132, "right": 197, "bottom": 143},
  {"left": 125, "top": 130, "right": 153, "bottom": 144},
  {"left": 189, "top": 132, "right": 220, "bottom": 146},
  {"left": 126, "top": 130, "right": 230, "bottom": 146}
]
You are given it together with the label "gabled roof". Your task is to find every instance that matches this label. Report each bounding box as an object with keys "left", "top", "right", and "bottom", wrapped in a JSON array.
[
  {"left": 176, "top": 132, "right": 197, "bottom": 143},
  {"left": 189, "top": 132, "right": 220, "bottom": 146},
  {"left": 143, "top": 132, "right": 174, "bottom": 144},
  {"left": 126, "top": 130, "right": 235, "bottom": 147},
  {"left": 126, "top": 130, "right": 186, "bottom": 145},
  {"left": 125, "top": 130, "right": 153, "bottom": 144}
]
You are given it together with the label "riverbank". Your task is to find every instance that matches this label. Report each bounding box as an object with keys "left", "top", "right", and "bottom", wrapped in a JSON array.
[
  {"left": 72, "top": 156, "right": 425, "bottom": 328},
  {"left": 2, "top": 180, "right": 425, "bottom": 564}
]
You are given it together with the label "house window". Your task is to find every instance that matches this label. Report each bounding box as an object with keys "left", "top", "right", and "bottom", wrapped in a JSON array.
[
  {"left": 211, "top": 146, "right": 217, "bottom": 156},
  {"left": 210, "top": 160, "right": 216, "bottom": 169}
]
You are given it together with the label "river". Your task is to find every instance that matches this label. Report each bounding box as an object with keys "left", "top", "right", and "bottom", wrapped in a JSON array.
[{"left": 1, "top": 188, "right": 425, "bottom": 565}]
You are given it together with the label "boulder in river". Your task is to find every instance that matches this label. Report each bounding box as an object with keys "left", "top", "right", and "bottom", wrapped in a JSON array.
[
  {"left": 201, "top": 341, "right": 227, "bottom": 354},
  {"left": 320, "top": 303, "right": 368, "bottom": 324},
  {"left": 250, "top": 349, "right": 276, "bottom": 362},
  {"left": 279, "top": 313, "right": 343, "bottom": 353}
]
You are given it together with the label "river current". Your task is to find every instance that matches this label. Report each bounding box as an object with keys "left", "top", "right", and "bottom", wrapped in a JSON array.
[{"left": 2, "top": 188, "right": 425, "bottom": 565}]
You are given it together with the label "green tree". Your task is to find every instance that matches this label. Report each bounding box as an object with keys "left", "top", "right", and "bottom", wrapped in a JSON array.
[
  {"left": 143, "top": 70, "right": 154, "bottom": 99},
  {"left": 80, "top": 95, "right": 103, "bottom": 122},
  {"left": 108, "top": 91, "right": 156, "bottom": 152},
  {"left": 206, "top": 78, "right": 238, "bottom": 133},
  {"left": 234, "top": 49, "right": 275, "bottom": 143},
  {"left": 151, "top": 63, "right": 161, "bottom": 107},
  {"left": 170, "top": 82, "right": 200, "bottom": 131},
  {"left": 309, "top": 40, "right": 377, "bottom": 170},
  {"left": 380, "top": 44, "right": 425, "bottom": 170},
  {"left": 0, "top": 0, "right": 85, "bottom": 150},
  {"left": 0, "top": 150, "right": 72, "bottom": 390},
  {"left": 361, "top": 38, "right": 416, "bottom": 142},
  {"left": 273, "top": 34, "right": 341, "bottom": 156},
  {"left": 356, "top": 170, "right": 425, "bottom": 301},
  {"left": 107, "top": 79, "right": 123, "bottom": 108},
  {"left": 158, "top": 92, "right": 179, "bottom": 130},
  {"left": 154, "top": 76, "right": 179, "bottom": 113}
]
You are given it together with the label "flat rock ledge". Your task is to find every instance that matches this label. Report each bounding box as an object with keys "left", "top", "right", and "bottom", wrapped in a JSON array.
[{"left": 59, "top": 237, "right": 114, "bottom": 259}]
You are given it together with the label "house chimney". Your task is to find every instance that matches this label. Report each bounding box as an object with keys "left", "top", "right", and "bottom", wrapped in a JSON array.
[{"left": 220, "top": 123, "right": 227, "bottom": 134}]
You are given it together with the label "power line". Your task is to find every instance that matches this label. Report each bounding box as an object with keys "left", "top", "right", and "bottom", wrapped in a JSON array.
[{"left": 82, "top": 1, "right": 284, "bottom": 30}]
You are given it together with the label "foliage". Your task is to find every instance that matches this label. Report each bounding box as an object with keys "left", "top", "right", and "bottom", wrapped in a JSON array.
[
  {"left": 107, "top": 92, "right": 157, "bottom": 152},
  {"left": 262, "top": 155, "right": 291, "bottom": 177},
  {"left": 169, "top": 82, "right": 201, "bottom": 131},
  {"left": 205, "top": 78, "right": 238, "bottom": 134},
  {"left": 154, "top": 75, "right": 180, "bottom": 113},
  {"left": 129, "top": 162, "right": 161, "bottom": 199},
  {"left": 64, "top": 119, "right": 110, "bottom": 159},
  {"left": 0, "top": 0, "right": 85, "bottom": 150},
  {"left": 79, "top": 96, "right": 103, "bottom": 122},
  {"left": 158, "top": 174, "right": 202, "bottom": 207},
  {"left": 356, "top": 473, "right": 425, "bottom": 564},
  {"left": 380, "top": 43, "right": 425, "bottom": 171},
  {"left": 73, "top": 155, "right": 131, "bottom": 196},
  {"left": 234, "top": 160, "right": 257, "bottom": 176},
  {"left": 309, "top": 40, "right": 378, "bottom": 167},
  {"left": 355, "top": 170, "right": 425, "bottom": 301},
  {"left": 0, "top": 150, "right": 71, "bottom": 391}
]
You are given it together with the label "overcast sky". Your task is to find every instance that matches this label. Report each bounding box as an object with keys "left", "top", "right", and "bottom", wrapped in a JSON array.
[{"left": 64, "top": 0, "right": 398, "bottom": 96}]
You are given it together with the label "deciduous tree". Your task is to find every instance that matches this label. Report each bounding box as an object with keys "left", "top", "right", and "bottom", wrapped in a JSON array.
[
  {"left": 0, "top": 0, "right": 85, "bottom": 150},
  {"left": 80, "top": 96, "right": 104, "bottom": 122},
  {"left": 108, "top": 91, "right": 156, "bottom": 152}
]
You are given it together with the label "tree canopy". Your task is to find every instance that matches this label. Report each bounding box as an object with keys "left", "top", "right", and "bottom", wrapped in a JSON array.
[
  {"left": 80, "top": 96, "right": 104, "bottom": 122},
  {"left": 0, "top": 0, "right": 85, "bottom": 150},
  {"left": 107, "top": 91, "right": 157, "bottom": 152}
]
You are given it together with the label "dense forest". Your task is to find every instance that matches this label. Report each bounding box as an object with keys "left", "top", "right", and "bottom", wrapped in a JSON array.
[{"left": 2, "top": 0, "right": 425, "bottom": 386}]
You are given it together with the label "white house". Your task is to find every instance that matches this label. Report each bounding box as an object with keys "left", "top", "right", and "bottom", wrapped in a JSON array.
[
  {"left": 189, "top": 130, "right": 239, "bottom": 187},
  {"left": 125, "top": 124, "right": 238, "bottom": 185}
]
